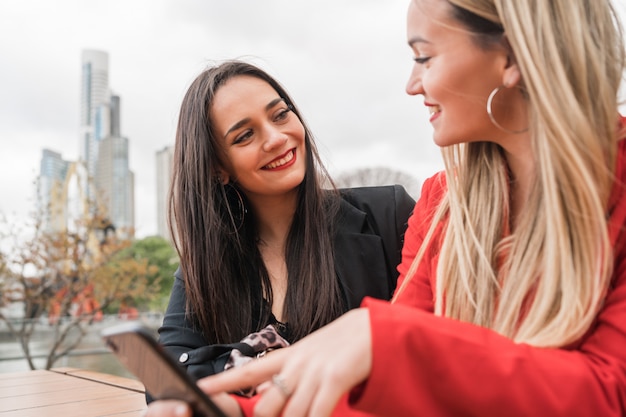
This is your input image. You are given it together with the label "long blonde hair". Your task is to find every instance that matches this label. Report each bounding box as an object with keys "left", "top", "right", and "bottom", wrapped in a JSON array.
[{"left": 395, "top": 0, "right": 625, "bottom": 347}]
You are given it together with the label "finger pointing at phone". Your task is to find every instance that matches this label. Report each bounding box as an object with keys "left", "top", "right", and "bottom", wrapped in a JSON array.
[{"left": 198, "top": 309, "right": 373, "bottom": 417}]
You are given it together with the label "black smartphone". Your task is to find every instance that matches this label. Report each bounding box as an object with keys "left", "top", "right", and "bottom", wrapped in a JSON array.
[{"left": 101, "top": 322, "right": 227, "bottom": 417}]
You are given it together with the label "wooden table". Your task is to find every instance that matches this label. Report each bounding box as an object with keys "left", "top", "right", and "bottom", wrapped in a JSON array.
[{"left": 0, "top": 367, "right": 147, "bottom": 416}]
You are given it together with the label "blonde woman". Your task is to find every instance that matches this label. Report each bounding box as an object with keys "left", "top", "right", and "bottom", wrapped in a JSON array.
[{"left": 146, "top": 0, "right": 626, "bottom": 416}]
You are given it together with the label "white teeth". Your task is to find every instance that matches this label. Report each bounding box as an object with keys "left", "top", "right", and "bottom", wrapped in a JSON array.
[
  {"left": 265, "top": 150, "right": 294, "bottom": 169},
  {"left": 428, "top": 105, "right": 441, "bottom": 116}
]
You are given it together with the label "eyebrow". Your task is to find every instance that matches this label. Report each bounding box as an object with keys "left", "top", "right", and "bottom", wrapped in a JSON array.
[
  {"left": 223, "top": 97, "right": 286, "bottom": 139},
  {"left": 407, "top": 36, "right": 430, "bottom": 47}
]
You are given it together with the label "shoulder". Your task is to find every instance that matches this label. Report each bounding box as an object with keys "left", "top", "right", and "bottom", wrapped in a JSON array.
[
  {"left": 334, "top": 185, "right": 415, "bottom": 237},
  {"left": 338, "top": 184, "right": 414, "bottom": 212},
  {"left": 418, "top": 172, "right": 447, "bottom": 209}
]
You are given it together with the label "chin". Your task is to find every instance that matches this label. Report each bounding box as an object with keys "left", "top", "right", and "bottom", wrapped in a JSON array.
[
  {"left": 432, "top": 136, "right": 451, "bottom": 148},
  {"left": 432, "top": 132, "right": 466, "bottom": 148}
]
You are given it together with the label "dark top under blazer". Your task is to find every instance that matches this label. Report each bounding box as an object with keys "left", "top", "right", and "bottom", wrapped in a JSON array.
[{"left": 156, "top": 184, "right": 415, "bottom": 380}]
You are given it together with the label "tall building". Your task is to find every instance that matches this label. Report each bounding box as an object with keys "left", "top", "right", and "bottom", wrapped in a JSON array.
[
  {"left": 80, "top": 50, "right": 135, "bottom": 237},
  {"left": 38, "top": 50, "right": 135, "bottom": 237},
  {"left": 96, "top": 136, "right": 135, "bottom": 236},
  {"left": 38, "top": 149, "right": 70, "bottom": 232},
  {"left": 156, "top": 146, "right": 174, "bottom": 241},
  {"left": 38, "top": 151, "right": 90, "bottom": 234},
  {"left": 80, "top": 50, "right": 109, "bottom": 184}
]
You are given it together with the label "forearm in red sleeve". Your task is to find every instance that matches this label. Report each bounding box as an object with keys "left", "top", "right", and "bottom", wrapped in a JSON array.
[{"left": 350, "top": 293, "right": 626, "bottom": 417}]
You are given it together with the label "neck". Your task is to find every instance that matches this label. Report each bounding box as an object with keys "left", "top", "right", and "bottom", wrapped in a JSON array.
[
  {"left": 250, "top": 191, "right": 298, "bottom": 248},
  {"left": 250, "top": 192, "right": 297, "bottom": 323}
]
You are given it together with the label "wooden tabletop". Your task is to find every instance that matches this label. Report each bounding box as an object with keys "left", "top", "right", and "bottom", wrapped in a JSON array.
[{"left": 0, "top": 367, "right": 147, "bottom": 417}]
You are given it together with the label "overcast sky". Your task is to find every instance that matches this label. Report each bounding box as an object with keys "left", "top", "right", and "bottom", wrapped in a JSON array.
[{"left": 1, "top": 0, "right": 625, "bottom": 239}]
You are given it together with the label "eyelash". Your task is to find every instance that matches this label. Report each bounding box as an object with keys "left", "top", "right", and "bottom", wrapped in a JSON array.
[
  {"left": 233, "top": 131, "right": 252, "bottom": 145},
  {"left": 232, "top": 107, "right": 292, "bottom": 144},
  {"left": 413, "top": 56, "right": 431, "bottom": 65},
  {"left": 274, "top": 108, "right": 290, "bottom": 121}
]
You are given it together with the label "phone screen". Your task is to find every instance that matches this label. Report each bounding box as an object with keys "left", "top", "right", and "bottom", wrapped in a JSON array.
[{"left": 102, "top": 322, "right": 227, "bottom": 417}]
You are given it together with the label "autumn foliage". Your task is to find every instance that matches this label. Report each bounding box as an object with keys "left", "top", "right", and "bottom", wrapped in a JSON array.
[{"left": 0, "top": 211, "right": 162, "bottom": 370}]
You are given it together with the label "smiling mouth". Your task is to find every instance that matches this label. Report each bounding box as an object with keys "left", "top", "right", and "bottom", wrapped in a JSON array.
[
  {"left": 263, "top": 149, "right": 295, "bottom": 169},
  {"left": 428, "top": 105, "right": 441, "bottom": 116}
]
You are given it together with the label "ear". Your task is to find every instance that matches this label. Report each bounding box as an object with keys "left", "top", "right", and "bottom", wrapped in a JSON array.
[
  {"left": 502, "top": 60, "right": 522, "bottom": 88},
  {"left": 215, "top": 167, "right": 230, "bottom": 185},
  {"left": 500, "top": 36, "right": 522, "bottom": 88}
]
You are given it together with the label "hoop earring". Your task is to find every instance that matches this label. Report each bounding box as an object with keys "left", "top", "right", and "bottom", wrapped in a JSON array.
[
  {"left": 486, "top": 85, "right": 529, "bottom": 135},
  {"left": 223, "top": 183, "right": 247, "bottom": 234}
]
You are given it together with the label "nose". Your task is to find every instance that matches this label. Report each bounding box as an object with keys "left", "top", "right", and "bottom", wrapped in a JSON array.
[
  {"left": 262, "top": 126, "right": 288, "bottom": 152},
  {"left": 405, "top": 64, "right": 423, "bottom": 96}
]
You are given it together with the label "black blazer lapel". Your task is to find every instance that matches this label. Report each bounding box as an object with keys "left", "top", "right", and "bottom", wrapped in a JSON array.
[{"left": 333, "top": 199, "right": 394, "bottom": 309}]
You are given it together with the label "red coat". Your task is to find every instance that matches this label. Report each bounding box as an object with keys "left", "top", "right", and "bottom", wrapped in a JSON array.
[{"left": 350, "top": 138, "right": 626, "bottom": 416}]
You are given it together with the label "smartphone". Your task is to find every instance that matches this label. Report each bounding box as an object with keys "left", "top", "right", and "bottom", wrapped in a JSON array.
[{"left": 101, "top": 322, "right": 227, "bottom": 417}]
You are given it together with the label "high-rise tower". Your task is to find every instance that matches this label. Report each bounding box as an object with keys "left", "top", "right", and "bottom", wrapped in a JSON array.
[
  {"left": 38, "top": 149, "right": 70, "bottom": 232},
  {"left": 79, "top": 50, "right": 135, "bottom": 237},
  {"left": 96, "top": 134, "right": 135, "bottom": 235},
  {"left": 80, "top": 50, "right": 109, "bottom": 182},
  {"left": 156, "top": 146, "right": 174, "bottom": 241},
  {"left": 38, "top": 150, "right": 90, "bottom": 234},
  {"left": 38, "top": 50, "right": 135, "bottom": 237}
]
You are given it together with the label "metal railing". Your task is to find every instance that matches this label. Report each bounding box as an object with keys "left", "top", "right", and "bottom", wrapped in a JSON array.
[{"left": 0, "top": 312, "right": 164, "bottom": 362}]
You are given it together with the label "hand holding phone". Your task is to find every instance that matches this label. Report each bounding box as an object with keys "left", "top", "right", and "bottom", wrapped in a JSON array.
[{"left": 102, "top": 322, "right": 227, "bottom": 417}]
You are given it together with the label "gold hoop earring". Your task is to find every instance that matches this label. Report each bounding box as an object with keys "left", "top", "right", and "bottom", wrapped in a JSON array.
[{"left": 486, "top": 85, "right": 529, "bottom": 135}]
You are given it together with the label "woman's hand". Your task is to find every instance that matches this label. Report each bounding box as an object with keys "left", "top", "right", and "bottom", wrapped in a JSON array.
[
  {"left": 198, "top": 308, "right": 373, "bottom": 417},
  {"left": 143, "top": 393, "right": 242, "bottom": 417}
]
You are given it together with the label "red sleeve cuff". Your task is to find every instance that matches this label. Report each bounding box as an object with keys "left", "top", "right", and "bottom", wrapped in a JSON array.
[{"left": 232, "top": 394, "right": 260, "bottom": 417}]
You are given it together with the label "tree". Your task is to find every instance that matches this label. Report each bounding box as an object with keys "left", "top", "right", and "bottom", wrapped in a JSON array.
[
  {"left": 108, "top": 235, "right": 178, "bottom": 312},
  {"left": 0, "top": 211, "right": 161, "bottom": 370},
  {"left": 334, "top": 166, "right": 422, "bottom": 199},
  {"left": 0, "top": 224, "right": 17, "bottom": 317}
]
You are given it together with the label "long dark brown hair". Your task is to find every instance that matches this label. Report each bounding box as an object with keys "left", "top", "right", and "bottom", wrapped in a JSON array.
[{"left": 168, "top": 60, "right": 343, "bottom": 344}]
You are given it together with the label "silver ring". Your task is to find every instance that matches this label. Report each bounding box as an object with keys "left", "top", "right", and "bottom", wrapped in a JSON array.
[{"left": 272, "top": 374, "right": 293, "bottom": 399}]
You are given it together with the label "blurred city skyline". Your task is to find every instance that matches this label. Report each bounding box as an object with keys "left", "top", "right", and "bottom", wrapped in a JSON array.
[
  {"left": 1, "top": 0, "right": 444, "bottom": 239},
  {"left": 1, "top": 0, "right": 625, "bottom": 239}
]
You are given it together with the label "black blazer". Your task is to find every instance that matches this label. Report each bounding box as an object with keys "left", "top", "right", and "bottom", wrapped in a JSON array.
[
  {"left": 156, "top": 184, "right": 415, "bottom": 381},
  {"left": 333, "top": 185, "right": 415, "bottom": 308}
]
